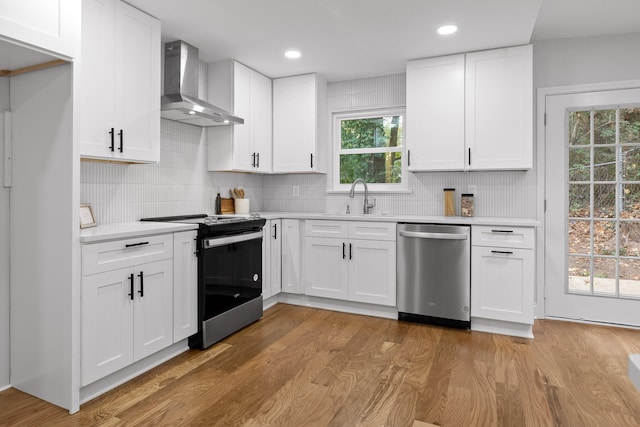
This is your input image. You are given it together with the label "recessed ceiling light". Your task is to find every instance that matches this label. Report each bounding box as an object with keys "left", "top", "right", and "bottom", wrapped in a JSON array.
[
  {"left": 437, "top": 25, "right": 458, "bottom": 36},
  {"left": 284, "top": 50, "right": 301, "bottom": 59},
  {"left": 188, "top": 110, "right": 196, "bottom": 115}
]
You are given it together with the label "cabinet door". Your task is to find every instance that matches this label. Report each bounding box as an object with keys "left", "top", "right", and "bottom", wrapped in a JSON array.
[
  {"left": 0, "top": 0, "right": 79, "bottom": 59},
  {"left": 269, "top": 220, "right": 282, "bottom": 297},
  {"left": 273, "top": 74, "right": 317, "bottom": 172},
  {"left": 133, "top": 259, "right": 174, "bottom": 361},
  {"left": 465, "top": 45, "right": 532, "bottom": 170},
  {"left": 231, "top": 62, "right": 253, "bottom": 171},
  {"left": 252, "top": 70, "right": 273, "bottom": 172},
  {"left": 348, "top": 239, "right": 396, "bottom": 306},
  {"left": 78, "top": 0, "right": 117, "bottom": 159},
  {"left": 471, "top": 246, "right": 534, "bottom": 324},
  {"left": 304, "top": 237, "right": 348, "bottom": 300},
  {"left": 281, "top": 219, "right": 302, "bottom": 294},
  {"left": 406, "top": 55, "right": 465, "bottom": 171},
  {"left": 113, "top": 0, "right": 160, "bottom": 163},
  {"left": 262, "top": 220, "right": 272, "bottom": 299},
  {"left": 81, "top": 267, "right": 134, "bottom": 386},
  {"left": 173, "top": 231, "right": 198, "bottom": 342}
]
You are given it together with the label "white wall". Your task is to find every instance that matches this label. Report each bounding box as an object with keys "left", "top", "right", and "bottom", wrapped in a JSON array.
[{"left": 0, "top": 76, "right": 9, "bottom": 389}]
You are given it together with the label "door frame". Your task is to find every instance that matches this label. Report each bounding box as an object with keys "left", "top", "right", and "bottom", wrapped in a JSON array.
[{"left": 536, "top": 79, "right": 640, "bottom": 320}]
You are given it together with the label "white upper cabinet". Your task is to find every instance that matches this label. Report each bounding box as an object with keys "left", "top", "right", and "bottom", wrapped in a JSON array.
[
  {"left": 272, "top": 73, "right": 327, "bottom": 173},
  {"left": 406, "top": 54, "right": 465, "bottom": 171},
  {"left": 465, "top": 45, "right": 533, "bottom": 170},
  {"left": 79, "top": 0, "right": 161, "bottom": 163},
  {"left": 0, "top": 0, "right": 80, "bottom": 59},
  {"left": 207, "top": 60, "right": 272, "bottom": 173},
  {"left": 406, "top": 44, "right": 532, "bottom": 171}
]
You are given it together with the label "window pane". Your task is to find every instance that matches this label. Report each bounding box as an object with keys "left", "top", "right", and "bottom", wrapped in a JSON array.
[
  {"left": 620, "top": 107, "right": 640, "bottom": 144},
  {"left": 569, "top": 147, "right": 590, "bottom": 181},
  {"left": 340, "top": 153, "right": 402, "bottom": 184},
  {"left": 341, "top": 116, "right": 403, "bottom": 149},
  {"left": 569, "top": 184, "right": 590, "bottom": 217},
  {"left": 593, "top": 147, "right": 616, "bottom": 181},
  {"left": 569, "top": 111, "right": 591, "bottom": 146},
  {"left": 593, "top": 109, "right": 616, "bottom": 145}
]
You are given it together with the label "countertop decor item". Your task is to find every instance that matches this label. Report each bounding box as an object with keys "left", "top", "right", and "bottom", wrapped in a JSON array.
[
  {"left": 461, "top": 193, "right": 475, "bottom": 217},
  {"left": 444, "top": 188, "right": 456, "bottom": 216},
  {"left": 80, "top": 204, "right": 97, "bottom": 228}
]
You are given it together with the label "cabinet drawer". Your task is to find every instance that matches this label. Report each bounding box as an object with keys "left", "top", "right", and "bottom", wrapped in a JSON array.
[
  {"left": 472, "top": 226, "right": 534, "bottom": 249},
  {"left": 305, "top": 220, "right": 348, "bottom": 238},
  {"left": 82, "top": 233, "right": 173, "bottom": 276},
  {"left": 348, "top": 222, "right": 396, "bottom": 241}
]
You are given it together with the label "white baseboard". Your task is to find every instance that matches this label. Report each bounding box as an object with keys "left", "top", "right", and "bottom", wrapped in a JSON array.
[
  {"left": 471, "top": 317, "right": 534, "bottom": 339},
  {"left": 630, "top": 354, "right": 640, "bottom": 393},
  {"left": 269, "top": 293, "right": 398, "bottom": 319},
  {"left": 0, "top": 383, "right": 11, "bottom": 393}
]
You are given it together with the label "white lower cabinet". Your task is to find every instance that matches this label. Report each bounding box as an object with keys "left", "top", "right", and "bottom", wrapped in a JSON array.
[
  {"left": 263, "top": 219, "right": 282, "bottom": 299},
  {"left": 304, "top": 221, "right": 396, "bottom": 306},
  {"left": 81, "top": 258, "right": 173, "bottom": 386},
  {"left": 470, "top": 225, "right": 535, "bottom": 338},
  {"left": 173, "top": 230, "right": 198, "bottom": 342},
  {"left": 81, "top": 230, "right": 198, "bottom": 387}
]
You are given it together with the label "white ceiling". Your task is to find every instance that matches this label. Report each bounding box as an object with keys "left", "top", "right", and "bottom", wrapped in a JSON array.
[{"left": 2, "top": 0, "right": 640, "bottom": 81}]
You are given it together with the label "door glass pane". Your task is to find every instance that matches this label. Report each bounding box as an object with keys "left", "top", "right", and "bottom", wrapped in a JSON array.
[
  {"left": 620, "top": 258, "right": 640, "bottom": 298},
  {"left": 569, "top": 110, "right": 591, "bottom": 145},
  {"left": 593, "top": 257, "right": 617, "bottom": 295},
  {"left": 569, "top": 220, "right": 590, "bottom": 254},
  {"left": 569, "top": 184, "right": 590, "bottom": 217},
  {"left": 622, "top": 147, "right": 640, "bottom": 180},
  {"left": 619, "top": 221, "right": 640, "bottom": 257},
  {"left": 593, "top": 147, "right": 616, "bottom": 181},
  {"left": 620, "top": 108, "right": 640, "bottom": 144},
  {"left": 593, "top": 109, "right": 616, "bottom": 145},
  {"left": 568, "top": 256, "right": 591, "bottom": 292},
  {"left": 594, "top": 184, "right": 616, "bottom": 217},
  {"left": 593, "top": 220, "right": 615, "bottom": 256},
  {"left": 569, "top": 147, "right": 590, "bottom": 181}
]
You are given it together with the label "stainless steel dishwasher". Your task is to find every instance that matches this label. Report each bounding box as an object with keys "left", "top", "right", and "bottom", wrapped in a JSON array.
[{"left": 397, "top": 223, "right": 471, "bottom": 329}]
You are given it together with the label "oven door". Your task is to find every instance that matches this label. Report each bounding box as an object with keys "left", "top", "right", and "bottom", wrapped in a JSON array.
[{"left": 202, "top": 231, "right": 263, "bottom": 320}]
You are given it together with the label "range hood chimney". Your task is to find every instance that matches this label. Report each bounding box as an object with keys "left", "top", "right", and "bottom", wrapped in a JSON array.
[{"left": 161, "top": 40, "right": 243, "bottom": 126}]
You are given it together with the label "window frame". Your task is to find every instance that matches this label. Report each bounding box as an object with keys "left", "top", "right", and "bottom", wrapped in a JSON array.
[{"left": 331, "top": 108, "right": 407, "bottom": 192}]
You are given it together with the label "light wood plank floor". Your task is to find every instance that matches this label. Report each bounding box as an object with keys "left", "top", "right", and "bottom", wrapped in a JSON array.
[{"left": 2, "top": 303, "right": 640, "bottom": 426}]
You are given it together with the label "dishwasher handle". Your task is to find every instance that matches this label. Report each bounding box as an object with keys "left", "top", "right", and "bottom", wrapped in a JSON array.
[{"left": 399, "top": 230, "right": 468, "bottom": 240}]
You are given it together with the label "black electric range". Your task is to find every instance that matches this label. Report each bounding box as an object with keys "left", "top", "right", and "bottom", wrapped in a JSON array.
[{"left": 140, "top": 214, "right": 266, "bottom": 349}]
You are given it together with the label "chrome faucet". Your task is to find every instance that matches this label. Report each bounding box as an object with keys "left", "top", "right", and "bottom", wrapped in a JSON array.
[{"left": 348, "top": 178, "right": 376, "bottom": 214}]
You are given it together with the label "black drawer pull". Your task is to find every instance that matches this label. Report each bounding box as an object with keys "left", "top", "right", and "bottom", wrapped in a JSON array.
[
  {"left": 491, "top": 230, "right": 514, "bottom": 233},
  {"left": 491, "top": 250, "right": 513, "bottom": 255},
  {"left": 125, "top": 241, "right": 149, "bottom": 248}
]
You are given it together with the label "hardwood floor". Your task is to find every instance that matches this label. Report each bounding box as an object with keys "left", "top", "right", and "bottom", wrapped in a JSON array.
[{"left": 2, "top": 303, "right": 640, "bottom": 426}]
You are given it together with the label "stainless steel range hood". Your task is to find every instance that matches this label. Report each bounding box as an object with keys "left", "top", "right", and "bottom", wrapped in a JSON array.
[{"left": 161, "top": 40, "right": 243, "bottom": 126}]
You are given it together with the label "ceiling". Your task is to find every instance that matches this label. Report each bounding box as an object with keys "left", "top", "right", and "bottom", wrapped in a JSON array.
[{"left": 2, "top": 0, "right": 640, "bottom": 81}]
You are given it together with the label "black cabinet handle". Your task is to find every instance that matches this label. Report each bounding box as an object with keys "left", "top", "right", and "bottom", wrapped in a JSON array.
[
  {"left": 125, "top": 241, "right": 149, "bottom": 248},
  {"left": 310, "top": 153, "right": 314, "bottom": 169},
  {"left": 491, "top": 250, "right": 514, "bottom": 255},
  {"left": 349, "top": 243, "right": 352, "bottom": 260},
  {"left": 118, "top": 129, "right": 123, "bottom": 152},
  {"left": 342, "top": 242, "right": 346, "bottom": 259},
  {"left": 256, "top": 152, "right": 260, "bottom": 168},
  {"left": 109, "top": 128, "right": 115, "bottom": 152},
  {"left": 138, "top": 271, "right": 144, "bottom": 297},
  {"left": 468, "top": 147, "right": 471, "bottom": 166},
  {"left": 273, "top": 223, "right": 277, "bottom": 239},
  {"left": 407, "top": 149, "right": 411, "bottom": 167},
  {"left": 491, "top": 230, "right": 514, "bottom": 233},
  {"left": 128, "top": 273, "right": 134, "bottom": 300},
  {"left": 251, "top": 152, "right": 256, "bottom": 167}
]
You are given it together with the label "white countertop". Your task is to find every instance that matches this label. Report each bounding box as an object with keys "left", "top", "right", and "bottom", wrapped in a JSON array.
[
  {"left": 79, "top": 213, "right": 539, "bottom": 243},
  {"left": 80, "top": 221, "right": 198, "bottom": 243},
  {"left": 257, "top": 212, "right": 540, "bottom": 227}
]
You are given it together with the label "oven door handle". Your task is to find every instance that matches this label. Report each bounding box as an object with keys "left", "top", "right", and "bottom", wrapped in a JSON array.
[{"left": 203, "top": 231, "right": 263, "bottom": 248}]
